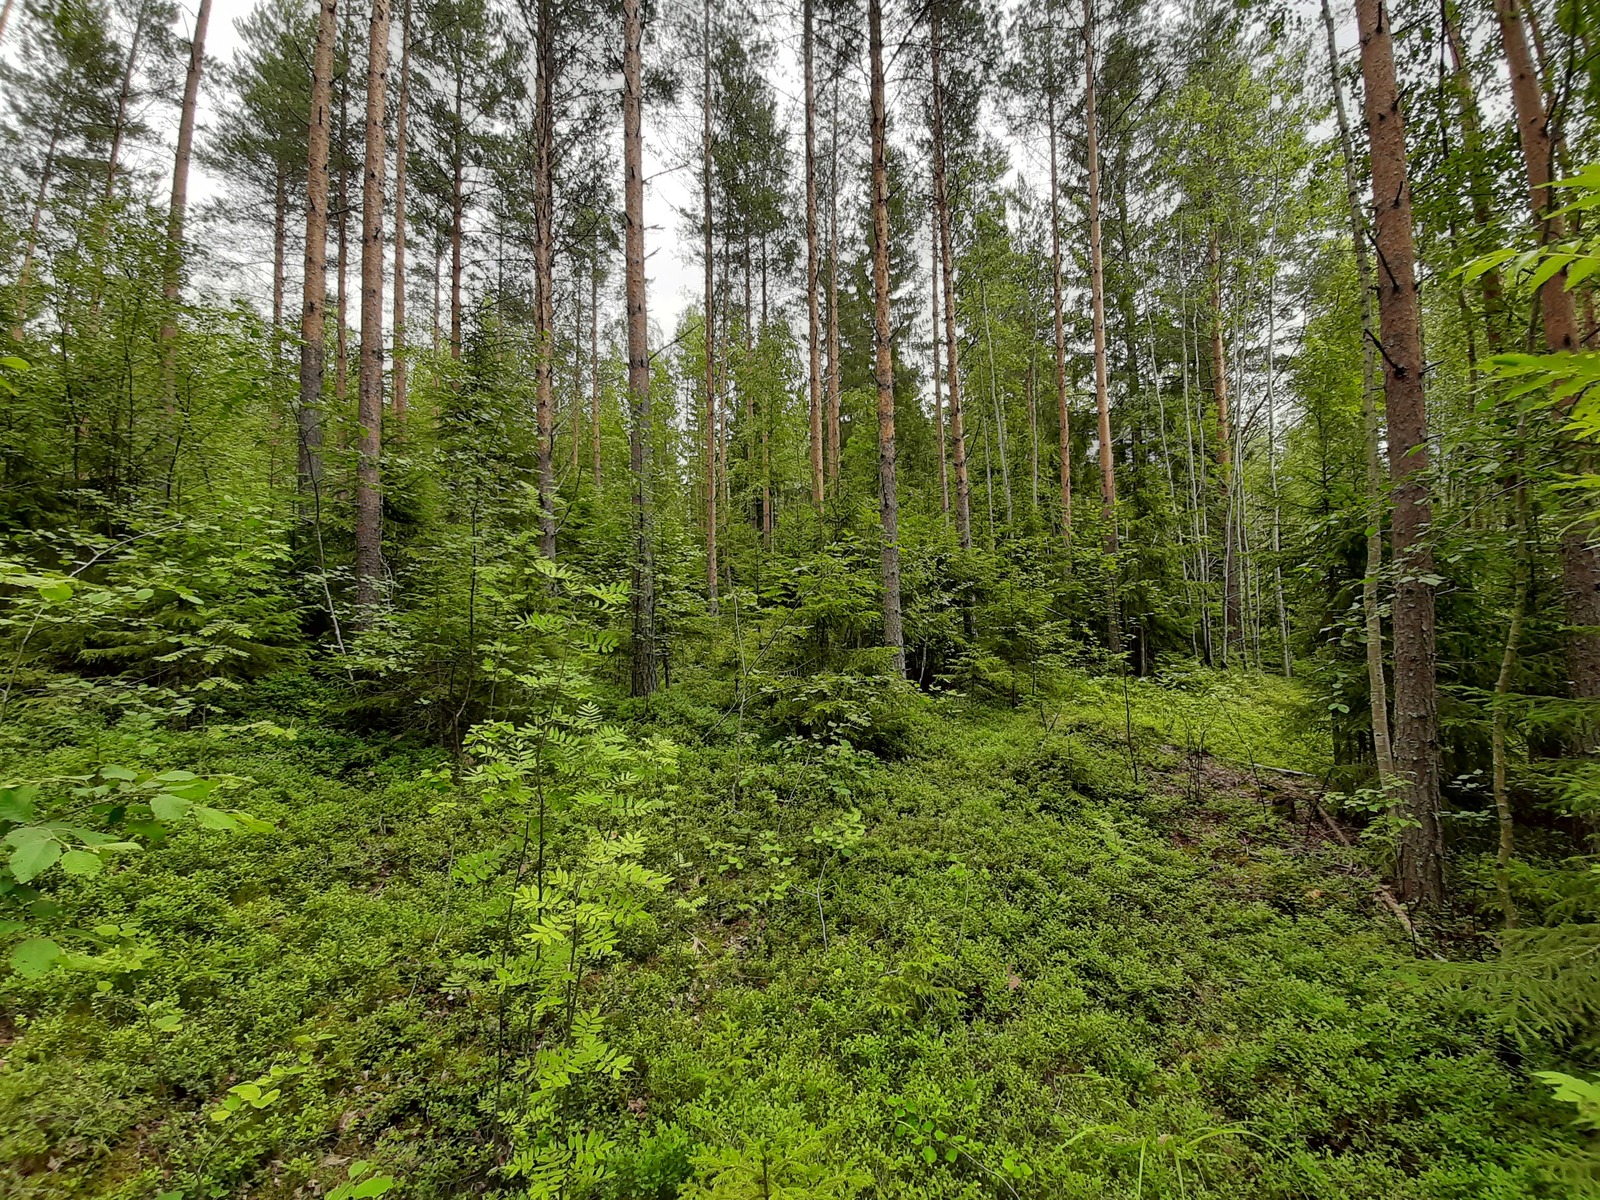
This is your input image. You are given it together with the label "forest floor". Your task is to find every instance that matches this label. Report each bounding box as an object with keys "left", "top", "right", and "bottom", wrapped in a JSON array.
[{"left": 0, "top": 670, "right": 1582, "bottom": 1199}]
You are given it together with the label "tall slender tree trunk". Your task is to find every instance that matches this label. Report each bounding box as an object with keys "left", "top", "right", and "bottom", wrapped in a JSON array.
[
  {"left": 622, "top": 0, "right": 656, "bottom": 696},
  {"left": 158, "top": 0, "right": 212, "bottom": 392},
  {"left": 1208, "top": 232, "right": 1238, "bottom": 663},
  {"left": 1357, "top": 0, "right": 1444, "bottom": 906},
  {"left": 1442, "top": 2, "right": 1505, "bottom": 350},
  {"left": 354, "top": 0, "right": 391, "bottom": 609},
  {"left": 571, "top": 279, "right": 583, "bottom": 479},
  {"left": 297, "top": 0, "right": 336, "bottom": 508},
  {"left": 869, "top": 0, "right": 904, "bottom": 676},
  {"left": 450, "top": 74, "right": 464, "bottom": 360},
  {"left": 1321, "top": 0, "right": 1392, "bottom": 781},
  {"left": 0, "top": 0, "right": 15, "bottom": 47},
  {"left": 703, "top": 0, "right": 719, "bottom": 610},
  {"left": 533, "top": 0, "right": 557, "bottom": 558},
  {"left": 272, "top": 170, "right": 288, "bottom": 330},
  {"left": 104, "top": 3, "right": 148, "bottom": 202},
  {"left": 12, "top": 130, "right": 57, "bottom": 341},
  {"left": 1494, "top": 0, "right": 1600, "bottom": 722},
  {"left": 930, "top": 9, "right": 971, "bottom": 550},
  {"left": 981, "top": 282, "right": 1012, "bottom": 526},
  {"left": 1085, "top": 0, "right": 1118, "bottom": 652},
  {"left": 931, "top": 207, "right": 949, "bottom": 515},
  {"left": 826, "top": 80, "right": 842, "bottom": 487},
  {"left": 391, "top": 0, "right": 411, "bottom": 419},
  {"left": 1048, "top": 54, "right": 1071, "bottom": 544},
  {"left": 591, "top": 266, "right": 601, "bottom": 487},
  {"left": 336, "top": 52, "right": 351, "bottom": 417},
  {"left": 1493, "top": 462, "right": 1530, "bottom": 928},
  {"left": 804, "top": 0, "right": 825, "bottom": 511}
]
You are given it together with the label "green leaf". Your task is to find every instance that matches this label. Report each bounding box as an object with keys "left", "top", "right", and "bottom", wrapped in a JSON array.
[
  {"left": 149, "top": 794, "right": 190, "bottom": 822},
  {"left": 10, "top": 838, "right": 61, "bottom": 883},
  {"left": 38, "top": 582, "right": 73, "bottom": 604},
  {"left": 0, "top": 786, "right": 38, "bottom": 823},
  {"left": 10, "top": 936, "right": 61, "bottom": 977},
  {"left": 99, "top": 765, "right": 138, "bottom": 781},
  {"left": 1526, "top": 252, "right": 1576, "bottom": 294},
  {"left": 192, "top": 805, "right": 239, "bottom": 831},
  {"left": 58, "top": 849, "right": 103, "bottom": 877},
  {"left": 348, "top": 1178, "right": 395, "bottom": 1198}
]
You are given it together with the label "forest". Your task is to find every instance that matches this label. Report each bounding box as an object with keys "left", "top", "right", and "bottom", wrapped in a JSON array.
[{"left": 2, "top": 0, "right": 1600, "bottom": 1191}]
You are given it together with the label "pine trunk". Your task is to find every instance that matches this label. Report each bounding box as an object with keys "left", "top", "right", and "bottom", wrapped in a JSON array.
[
  {"left": 826, "top": 81, "right": 842, "bottom": 487},
  {"left": 703, "top": 0, "right": 719, "bottom": 609},
  {"left": 1321, "top": 0, "right": 1390, "bottom": 773},
  {"left": 1494, "top": 0, "right": 1600, "bottom": 721},
  {"left": 354, "top": 0, "right": 391, "bottom": 609},
  {"left": 158, "top": 0, "right": 212, "bottom": 390},
  {"left": 12, "top": 130, "right": 58, "bottom": 340},
  {"left": 591, "top": 267, "right": 601, "bottom": 487},
  {"left": 297, "top": 0, "right": 336, "bottom": 508},
  {"left": 804, "top": 0, "right": 824, "bottom": 511},
  {"left": 1085, "top": 0, "right": 1118, "bottom": 651},
  {"left": 1356, "top": 0, "right": 1444, "bottom": 905},
  {"left": 623, "top": 0, "right": 656, "bottom": 696},
  {"left": 534, "top": 0, "right": 557, "bottom": 558},
  {"left": 450, "top": 75, "right": 464, "bottom": 360},
  {"left": 104, "top": 3, "right": 147, "bottom": 201},
  {"left": 932, "top": 209, "right": 949, "bottom": 515},
  {"left": 931, "top": 10, "right": 972, "bottom": 551},
  {"left": 391, "top": 0, "right": 411, "bottom": 418},
  {"left": 870, "top": 0, "right": 904, "bottom": 676},
  {"left": 272, "top": 171, "right": 287, "bottom": 330},
  {"left": 1048, "top": 63, "right": 1070, "bottom": 543}
]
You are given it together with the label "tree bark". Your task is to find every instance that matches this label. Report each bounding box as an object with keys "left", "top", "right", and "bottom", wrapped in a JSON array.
[
  {"left": 533, "top": 0, "right": 557, "bottom": 558},
  {"left": 623, "top": 0, "right": 656, "bottom": 695},
  {"left": 1442, "top": 2, "right": 1505, "bottom": 350},
  {"left": 354, "top": 0, "right": 391, "bottom": 609},
  {"left": 870, "top": 0, "right": 904, "bottom": 676},
  {"left": 391, "top": 0, "right": 411, "bottom": 419},
  {"left": 297, "top": 0, "right": 336, "bottom": 508},
  {"left": 591, "top": 265, "right": 601, "bottom": 487},
  {"left": 158, "top": 0, "right": 212, "bottom": 387},
  {"left": 931, "top": 9, "right": 972, "bottom": 551},
  {"left": 450, "top": 73, "right": 464, "bottom": 360},
  {"left": 12, "top": 129, "right": 58, "bottom": 341},
  {"left": 826, "top": 79, "right": 842, "bottom": 487},
  {"left": 104, "top": 2, "right": 148, "bottom": 202},
  {"left": 336, "top": 39, "right": 351, "bottom": 417},
  {"left": 1493, "top": 0, "right": 1600, "bottom": 721},
  {"left": 931, "top": 206, "right": 949, "bottom": 515},
  {"left": 272, "top": 169, "right": 287, "bottom": 330},
  {"left": 703, "top": 0, "right": 719, "bottom": 610},
  {"left": 1085, "top": 0, "right": 1118, "bottom": 651},
  {"left": 1208, "top": 231, "right": 1239, "bottom": 663},
  {"left": 1048, "top": 48, "right": 1070, "bottom": 543},
  {"left": 1357, "top": 0, "right": 1444, "bottom": 906},
  {"left": 804, "top": 0, "right": 824, "bottom": 512}
]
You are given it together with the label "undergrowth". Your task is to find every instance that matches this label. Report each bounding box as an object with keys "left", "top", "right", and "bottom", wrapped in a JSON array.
[{"left": 0, "top": 670, "right": 1591, "bottom": 1199}]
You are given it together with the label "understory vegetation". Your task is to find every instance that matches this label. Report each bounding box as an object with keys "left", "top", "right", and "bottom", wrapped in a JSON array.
[{"left": 1, "top": 652, "right": 1593, "bottom": 1200}]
